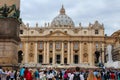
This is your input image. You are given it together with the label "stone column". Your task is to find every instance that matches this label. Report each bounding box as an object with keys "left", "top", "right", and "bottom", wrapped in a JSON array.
[
  {"left": 102, "top": 43, "right": 105, "bottom": 63},
  {"left": 67, "top": 41, "right": 70, "bottom": 64},
  {"left": 24, "top": 42, "right": 28, "bottom": 63},
  {"left": 34, "top": 42, "right": 38, "bottom": 63},
  {"left": 53, "top": 42, "right": 55, "bottom": 65},
  {"left": 79, "top": 42, "right": 82, "bottom": 63},
  {"left": 89, "top": 42, "right": 92, "bottom": 65},
  {"left": 61, "top": 42, "right": 64, "bottom": 64},
  {"left": 47, "top": 41, "right": 49, "bottom": 64},
  {"left": 43, "top": 42, "right": 46, "bottom": 64},
  {"left": 71, "top": 42, "right": 73, "bottom": 64}
]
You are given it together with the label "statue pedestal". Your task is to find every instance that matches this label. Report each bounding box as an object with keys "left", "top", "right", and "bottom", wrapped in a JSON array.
[
  {"left": 0, "top": 18, "right": 20, "bottom": 67},
  {"left": 105, "top": 61, "right": 120, "bottom": 68}
]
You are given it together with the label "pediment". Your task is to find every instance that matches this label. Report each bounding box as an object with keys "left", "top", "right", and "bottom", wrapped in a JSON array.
[{"left": 45, "top": 30, "right": 71, "bottom": 37}]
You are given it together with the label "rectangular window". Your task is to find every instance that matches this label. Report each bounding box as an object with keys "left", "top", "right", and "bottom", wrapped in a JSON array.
[
  {"left": 74, "top": 42, "right": 79, "bottom": 50},
  {"left": 95, "top": 30, "right": 99, "bottom": 34},
  {"left": 64, "top": 43, "right": 67, "bottom": 49},
  {"left": 50, "top": 58, "right": 52, "bottom": 64},
  {"left": 38, "top": 55, "right": 43, "bottom": 63},
  {"left": 49, "top": 42, "right": 53, "bottom": 49},
  {"left": 39, "top": 42, "right": 43, "bottom": 49},
  {"left": 56, "top": 42, "right": 61, "bottom": 50},
  {"left": 74, "top": 55, "right": 79, "bottom": 64},
  {"left": 56, "top": 55, "right": 61, "bottom": 64},
  {"left": 64, "top": 58, "right": 67, "bottom": 64},
  {"left": 20, "top": 30, "right": 23, "bottom": 34}
]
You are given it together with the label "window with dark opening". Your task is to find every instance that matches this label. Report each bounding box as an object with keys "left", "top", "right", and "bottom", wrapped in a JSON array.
[
  {"left": 56, "top": 55, "right": 61, "bottom": 64},
  {"left": 74, "top": 55, "right": 79, "bottom": 64},
  {"left": 38, "top": 55, "right": 43, "bottom": 63},
  {"left": 20, "top": 30, "right": 23, "bottom": 34}
]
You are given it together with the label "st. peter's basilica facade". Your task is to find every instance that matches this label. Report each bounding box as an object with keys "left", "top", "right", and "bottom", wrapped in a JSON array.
[{"left": 19, "top": 6, "right": 120, "bottom": 67}]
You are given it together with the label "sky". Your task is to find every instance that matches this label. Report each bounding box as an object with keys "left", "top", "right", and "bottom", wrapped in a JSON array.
[{"left": 20, "top": 0, "right": 120, "bottom": 36}]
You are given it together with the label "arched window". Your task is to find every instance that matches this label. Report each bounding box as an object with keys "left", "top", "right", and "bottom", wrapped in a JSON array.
[
  {"left": 18, "top": 50, "right": 23, "bottom": 63},
  {"left": 50, "top": 31, "right": 53, "bottom": 33}
]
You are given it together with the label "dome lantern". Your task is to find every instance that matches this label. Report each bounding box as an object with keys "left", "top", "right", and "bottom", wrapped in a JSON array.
[{"left": 60, "top": 5, "right": 65, "bottom": 15}]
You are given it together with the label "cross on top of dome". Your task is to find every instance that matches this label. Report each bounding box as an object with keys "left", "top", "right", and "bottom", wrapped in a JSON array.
[{"left": 60, "top": 5, "right": 65, "bottom": 15}]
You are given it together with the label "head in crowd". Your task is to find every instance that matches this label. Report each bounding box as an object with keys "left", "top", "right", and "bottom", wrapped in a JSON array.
[
  {"left": 75, "top": 67, "right": 80, "bottom": 72},
  {"left": 87, "top": 70, "right": 97, "bottom": 80}
]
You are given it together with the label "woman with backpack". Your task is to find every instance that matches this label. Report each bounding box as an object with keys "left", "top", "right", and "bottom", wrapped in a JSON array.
[{"left": 63, "top": 71, "right": 68, "bottom": 80}]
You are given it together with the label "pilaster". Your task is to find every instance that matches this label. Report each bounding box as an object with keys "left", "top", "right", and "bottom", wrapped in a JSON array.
[
  {"left": 71, "top": 42, "right": 73, "bottom": 64},
  {"left": 67, "top": 41, "right": 70, "bottom": 64},
  {"left": 25, "top": 42, "right": 28, "bottom": 63},
  {"left": 43, "top": 42, "right": 46, "bottom": 64},
  {"left": 47, "top": 41, "right": 49, "bottom": 64},
  {"left": 61, "top": 42, "right": 64, "bottom": 64},
  {"left": 34, "top": 42, "right": 38, "bottom": 63},
  {"left": 53, "top": 42, "right": 55, "bottom": 64}
]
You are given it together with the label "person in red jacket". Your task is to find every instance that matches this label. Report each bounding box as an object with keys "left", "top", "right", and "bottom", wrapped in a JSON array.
[
  {"left": 26, "top": 71, "right": 32, "bottom": 80},
  {"left": 110, "top": 72, "right": 115, "bottom": 80},
  {"left": 24, "top": 68, "right": 33, "bottom": 80}
]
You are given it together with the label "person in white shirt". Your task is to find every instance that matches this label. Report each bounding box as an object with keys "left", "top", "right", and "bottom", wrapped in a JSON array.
[
  {"left": 80, "top": 73, "right": 84, "bottom": 80},
  {"left": 47, "top": 70, "right": 54, "bottom": 80},
  {"left": 69, "top": 73, "right": 74, "bottom": 80}
]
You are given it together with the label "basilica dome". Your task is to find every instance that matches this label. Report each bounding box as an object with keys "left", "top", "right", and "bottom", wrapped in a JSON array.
[{"left": 51, "top": 5, "right": 74, "bottom": 27}]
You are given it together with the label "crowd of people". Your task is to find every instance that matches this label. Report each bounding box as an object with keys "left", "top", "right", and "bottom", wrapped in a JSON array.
[{"left": 0, "top": 66, "right": 120, "bottom": 80}]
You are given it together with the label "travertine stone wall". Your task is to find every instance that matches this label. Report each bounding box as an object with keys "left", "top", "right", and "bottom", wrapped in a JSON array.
[
  {"left": 0, "top": 18, "right": 20, "bottom": 66},
  {"left": 0, "top": 41, "right": 18, "bottom": 64}
]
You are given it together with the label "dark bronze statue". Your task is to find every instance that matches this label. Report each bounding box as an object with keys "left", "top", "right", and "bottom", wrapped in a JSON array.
[
  {"left": 11, "top": 4, "right": 20, "bottom": 18},
  {"left": 0, "top": 4, "right": 13, "bottom": 17},
  {"left": 0, "top": 4, "right": 20, "bottom": 19}
]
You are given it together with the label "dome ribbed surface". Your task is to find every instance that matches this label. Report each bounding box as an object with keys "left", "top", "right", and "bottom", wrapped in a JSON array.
[{"left": 51, "top": 5, "right": 74, "bottom": 27}]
